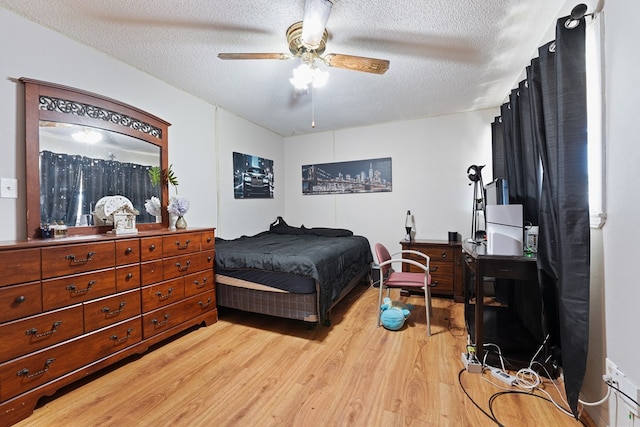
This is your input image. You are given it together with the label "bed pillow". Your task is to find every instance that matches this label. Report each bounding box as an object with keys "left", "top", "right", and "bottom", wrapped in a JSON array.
[
  {"left": 269, "top": 217, "right": 305, "bottom": 235},
  {"left": 305, "top": 227, "right": 353, "bottom": 237}
]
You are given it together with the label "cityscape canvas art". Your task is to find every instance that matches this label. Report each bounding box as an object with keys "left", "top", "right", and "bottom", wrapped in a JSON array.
[{"left": 302, "top": 157, "right": 392, "bottom": 195}]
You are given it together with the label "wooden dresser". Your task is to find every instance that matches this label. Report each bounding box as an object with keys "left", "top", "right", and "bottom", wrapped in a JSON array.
[
  {"left": 399, "top": 239, "right": 463, "bottom": 301},
  {"left": 0, "top": 228, "right": 217, "bottom": 426}
]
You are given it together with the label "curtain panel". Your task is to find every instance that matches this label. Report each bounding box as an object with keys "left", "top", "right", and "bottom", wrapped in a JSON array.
[
  {"left": 40, "top": 150, "right": 156, "bottom": 226},
  {"left": 491, "top": 16, "right": 589, "bottom": 417}
]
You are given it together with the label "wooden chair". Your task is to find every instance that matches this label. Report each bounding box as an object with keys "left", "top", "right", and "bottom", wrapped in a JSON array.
[{"left": 375, "top": 243, "right": 433, "bottom": 335}]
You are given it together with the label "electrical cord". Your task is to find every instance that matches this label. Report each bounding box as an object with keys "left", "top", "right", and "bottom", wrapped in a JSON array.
[
  {"left": 604, "top": 377, "right": 640, "bottom": 407},
  {"left": 458, "top": 368, "right": 504, "bottom": 426}
]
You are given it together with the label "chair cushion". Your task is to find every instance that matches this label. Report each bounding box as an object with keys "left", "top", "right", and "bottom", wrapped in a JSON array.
[{"left": 385, "top": 271, "right": 432, "bottom": 287}]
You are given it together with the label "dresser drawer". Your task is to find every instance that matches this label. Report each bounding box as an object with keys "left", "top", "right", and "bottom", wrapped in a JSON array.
[
  {"left": 142, "top": 290, "right": 215, "bottom": 339},
  {"left": 0, "top": 317, "right": 141, "bottom": 402},
  {"left": 0, "top": 248, "right": 40, "bottom": 287},
  {"left": 115, "top": 238, "right": 140, "bottom": 265},
  {"left": 41, "top": 241, "right": 115, "bottom": 279},
  {"left": 84, "top": 289, "right": 142, "bottom": 332},
  {"left": 163, "top": 254, "right": 201, "bottom": 280},
  {"left": 200, "top": 250, "right": 215, "bottom": 272},
  {"left": 162, "top": 232, "right": 202, "bottom": 258},
  {"left": 42, "top": 268, "right": 117, "bottom": 311},
  {"left": 0, "top": 304, "right": 84, "bottom": 362},
  {"left": 184, "top": 270, "right": 214, "bottom": 298},
  {"left": 141, "top": 260, "right": 164, "bottom": 285},
  {"left": 201, "top": 230, "right": 215, "bottom": 251},
  {"left": 0, "top": 281, "right": 42, "bottom": 323},
  {"left": 140, "top": 236, "right": 163, "bottom": 261},
  {"left": 116, "top": 264, "right": 141, "bottom": 292},
  {"left": 142, "top": 277, "right": 185, "bottom": 312}
]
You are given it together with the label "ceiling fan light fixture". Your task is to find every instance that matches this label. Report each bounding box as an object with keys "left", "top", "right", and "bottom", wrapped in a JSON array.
[
  {"left": 290, "top": 63, "right": 314, "bottom": 89},
  {"left": 311, "top": 67, "right": 329, "bottom": 88},
  {"left": 290, "top": 62, "right": 329, "bottom": 89},
  {"left": 301, "top": 0, "right": 332, "bottom": 49},
  {"left": 72, "top": 128, "right": 102, "bottom": 144}
]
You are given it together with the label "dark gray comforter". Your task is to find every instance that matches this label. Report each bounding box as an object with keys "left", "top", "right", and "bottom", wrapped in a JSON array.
[{"left": 215, "top": 230, "right": 373, "bottom": 323}]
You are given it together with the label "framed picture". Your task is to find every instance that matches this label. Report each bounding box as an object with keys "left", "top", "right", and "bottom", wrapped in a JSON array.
[
  {"left": 302, "top": 157, "right": 392, "bottom": 195},
  {"left": 233, "top": 152, "right": 274, "bottom": 199}
]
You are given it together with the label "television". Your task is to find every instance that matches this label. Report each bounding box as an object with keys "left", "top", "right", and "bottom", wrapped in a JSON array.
[{"left": 484, "top": 178, "right": 509, "bottom": 205}]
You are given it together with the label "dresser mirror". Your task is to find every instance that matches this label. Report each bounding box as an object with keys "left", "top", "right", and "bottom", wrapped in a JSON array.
[{"left": 22, "top": 78, "right": 170, "bottom": 239}]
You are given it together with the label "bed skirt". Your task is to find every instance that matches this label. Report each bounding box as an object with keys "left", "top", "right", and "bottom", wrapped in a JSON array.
[{"left": 216, "top": 266, "right": 370, "bottom": 324}]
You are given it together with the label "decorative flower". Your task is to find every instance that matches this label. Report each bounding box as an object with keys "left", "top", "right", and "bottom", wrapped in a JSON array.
[
  {"left": 168, "top": 196, "right": 190, "bottom": 216},
  {"left": 144, "top": 196, "right": 162, "bottom": 217}
]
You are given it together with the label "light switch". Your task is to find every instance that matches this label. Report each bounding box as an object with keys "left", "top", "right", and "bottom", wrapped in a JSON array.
[{"left": 0, "top": 178, "right": 18, "bottom": 198}]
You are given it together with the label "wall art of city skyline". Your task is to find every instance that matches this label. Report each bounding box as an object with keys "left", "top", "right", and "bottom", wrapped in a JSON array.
[{"left": 302, "top": 157, "right": 392, "bottom": 195}]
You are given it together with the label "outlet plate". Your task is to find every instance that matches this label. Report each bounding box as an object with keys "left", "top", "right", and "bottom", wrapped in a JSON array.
[
  {"left": 606, "top": 358, "right": 640, "bottom": 417},
  {"left": 0, "top": 178, "right": 18, "bottom": 198}
]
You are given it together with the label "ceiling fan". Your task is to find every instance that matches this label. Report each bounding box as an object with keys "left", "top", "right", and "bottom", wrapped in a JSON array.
[{"left": 217, "top": 0, "right": 390, "bottom": 77}]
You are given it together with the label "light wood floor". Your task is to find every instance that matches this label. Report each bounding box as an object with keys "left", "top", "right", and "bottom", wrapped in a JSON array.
[{"left": 16, "top": 284, "right": 595, "bottom": 427}]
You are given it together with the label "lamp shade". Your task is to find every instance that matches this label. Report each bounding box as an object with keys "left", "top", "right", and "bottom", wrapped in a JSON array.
[{"left": 301, "top": 0, "right": 332, "bottom": 49}]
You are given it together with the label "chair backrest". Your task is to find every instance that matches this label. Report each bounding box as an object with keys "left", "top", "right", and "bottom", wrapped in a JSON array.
[{"left": 374, "top": 243, "right": 392, "bottom": 277}]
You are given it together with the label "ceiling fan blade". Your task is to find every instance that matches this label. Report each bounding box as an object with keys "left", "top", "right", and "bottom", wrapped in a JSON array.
[
  {"left": 217, "top": 53, "right": 291, "bottom": 60},
  {"left": 323, "top": 53, "right": 390, "bottom": 75}
]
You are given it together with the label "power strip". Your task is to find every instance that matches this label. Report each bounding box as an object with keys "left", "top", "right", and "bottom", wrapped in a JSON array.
[
  {"left": 461, "top": 352, "right": 482, "bottom": 374},
  {"left": 491, "top": 368, "right": 517, "bottom": 386}
]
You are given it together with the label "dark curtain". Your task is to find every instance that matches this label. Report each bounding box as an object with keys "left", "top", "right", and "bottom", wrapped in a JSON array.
[
  {"left": 40, "top": 151, "right": 83, "bottom": 225},
  {"left": 491, "top": 15, "right": 589, "bottom": 416},
  {"left": 40, "top": 151, "right": 156, "bottom": 226}
]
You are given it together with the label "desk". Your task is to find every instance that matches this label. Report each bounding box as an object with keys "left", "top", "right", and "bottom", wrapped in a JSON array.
[{"left": 462, "top": 240, "right": 539, "bottom": 361}]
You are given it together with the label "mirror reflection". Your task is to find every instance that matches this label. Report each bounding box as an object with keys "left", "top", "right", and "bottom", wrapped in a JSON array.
[{"left": 39, "top": 121, "right": 162, "bottom": 227}]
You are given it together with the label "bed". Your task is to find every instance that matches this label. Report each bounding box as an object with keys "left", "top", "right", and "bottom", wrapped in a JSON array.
[{"left": 214, "top": 219, "right": 373, "bottom": 325}]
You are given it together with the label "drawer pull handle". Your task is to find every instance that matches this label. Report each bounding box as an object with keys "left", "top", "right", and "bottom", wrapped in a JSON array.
[
  {"left": 441, "top": 252, "right": 448, "bottom": 259},
  {"left": 175, "top": 260, "right": 191, "bottom": 272},
  {"left": 66, "top": 280, "right": 96, "bottom": 294},
  {"left": 199, "top": 297, "right": 212, "bottom": 309},
  {"left": 149, "top": 244, "right": 156, "bottom": 251},
  {"left": 152, "top": 314, "right": 170, "bottom": 327},
  {"left": 17, "top": 358, "right": 56, "bottom": 378},
  {"left": 126, "top": 273, "right": 133, "bottom": 279},
  {"left": 125, "top": 247, "right": 133, "bottom": 254},
  {"left": 431, "top": 281, "right": 439, "bottom": 287},
  {"left": 102, "top": 302, "right": 127, "bottom": 316},
  {"left": 175, "top": 239, "right": 191, "bottom": 250},
  {"left": 65, "top": 251, "right": 96, "bottom": 264},
  {"left": 207, "top": 256, "right": 212, "bottom": 262},
  {"left": 431, "top": 266, "right": 439, "bottom": 272},
  {"left": 15, "top": 295, "right": 26, "bottom": 303},
  {"left": 155, "top": 288, "right": 174, "bottom": 300},
  {"left": 110, "top": 328, "right": 134, "bottom": 343},
  {"left": 207, "top": 236, "right": 212, "bottom": 243},
  {"left": 25, "top": 321, "right": 63, "bottom": 338},
  {"left": 194, "top": 279, "right": 207, "bottom": 289}
]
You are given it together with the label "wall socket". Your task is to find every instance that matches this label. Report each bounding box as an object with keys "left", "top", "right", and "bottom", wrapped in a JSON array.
[
  {"left": 0, "top": 178, "right": 18, "bottom": 198},
  {"left": 606, "top": 358, "right": 640, "bottom": 417}
]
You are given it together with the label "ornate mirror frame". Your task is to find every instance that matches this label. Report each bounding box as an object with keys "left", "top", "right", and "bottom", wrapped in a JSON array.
[{"left": 22, "top": 78, "right": 170, "bottom": 239}]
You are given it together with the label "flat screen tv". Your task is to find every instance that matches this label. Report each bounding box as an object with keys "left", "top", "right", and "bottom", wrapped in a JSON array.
[{"left": 484, "top": 178, "right": 509, "bottom": 205}]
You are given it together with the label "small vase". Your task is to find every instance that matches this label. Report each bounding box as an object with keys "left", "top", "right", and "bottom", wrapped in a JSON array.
[
  {"left": 169, "top": 213, "right": 177, "bottom": 231},
  {"left": 175, "top": 215, "right": 187, "bottom": 230}
]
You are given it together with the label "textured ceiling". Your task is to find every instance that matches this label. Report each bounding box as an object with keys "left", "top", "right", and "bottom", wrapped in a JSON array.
[{"left": 1, "top": 0, "right": 576, "bottom": 136}]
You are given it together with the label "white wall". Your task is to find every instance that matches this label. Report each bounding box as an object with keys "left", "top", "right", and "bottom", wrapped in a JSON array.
[
  {"left": 215, "top": 108, "right": 285, "bottom": 239},
  {"left": 602, "top": 2, "right": 640, "bottom": 426},
  {"left": 283, "top": 110, "right": 495, "bottom": 254},
  {"left": 0, "top": 7, "right": 217, "bottom": 240}
]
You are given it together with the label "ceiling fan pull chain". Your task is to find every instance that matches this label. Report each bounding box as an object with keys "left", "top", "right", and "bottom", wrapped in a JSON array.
[{"left": 311, "top": 84, "right": 316, "bottom": 128}]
